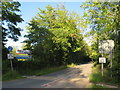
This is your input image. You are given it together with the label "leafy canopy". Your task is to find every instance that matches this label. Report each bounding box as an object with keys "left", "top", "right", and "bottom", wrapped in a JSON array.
[
  {"left": 25, "top": 4, "right": 90, "bottom": 65},
  {"left": 2, "top": 2, "right": 24, "bottom": 44}
]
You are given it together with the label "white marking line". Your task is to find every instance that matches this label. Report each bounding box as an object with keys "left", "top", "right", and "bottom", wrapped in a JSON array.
[{"left": 41, "top": 78, "right": 63, "bottom": 87}]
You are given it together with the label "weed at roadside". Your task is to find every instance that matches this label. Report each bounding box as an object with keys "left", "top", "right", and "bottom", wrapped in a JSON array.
[{"left": 3, "top": 70, "right": 24, "bottom": 81}]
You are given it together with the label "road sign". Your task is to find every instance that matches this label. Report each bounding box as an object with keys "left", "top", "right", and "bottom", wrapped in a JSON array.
[
  {"left": 16, "top": 50, "right": 32, "bottom": 60},
  {"left": 99, "top": 57, "right": 106, "bottom": 63},
  {"left": 99, "top": 40, "right": 114, "bottom": 54},
  {"left": 7, "top": 53, "right": 14, "bottom": 59},
  {"left": 16, "top": 55, "right": 32, "bottom": 59},
  {"left": 8, "top": 46, "right": 13, "bottom": 52},
  {"left": 17, "top": 50, "right": 31, "bottom": 54}
]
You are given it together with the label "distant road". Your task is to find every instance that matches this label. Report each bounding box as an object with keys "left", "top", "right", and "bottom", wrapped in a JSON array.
[{"left": 3, "top": 62, "right": 93, "bottom": 88}]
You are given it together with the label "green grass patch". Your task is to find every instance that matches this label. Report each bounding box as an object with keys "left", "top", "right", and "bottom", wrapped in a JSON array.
[
  {"left": 90, "top": 64, "right": 120, "bottom": 87},
  {"left": 2, "top": 70, "right": 25, "bottom": 81},
  {"left": 67, "top": 63, "right": 77, "bottom": 68},
  {"left": 35, "top": 63, "right": 77, "bottom": 76},
  {"left": 18, "top": 63, "right": 77, "bottom": 76},
  {"left": 3, "top": 63, "right": 77, "bottom": 81},
  {"left": 35, "top": 65, "right": 67, "bottom": 76},
  {"left": 90, "top": 72, "right": 104, "bottom": 83}
]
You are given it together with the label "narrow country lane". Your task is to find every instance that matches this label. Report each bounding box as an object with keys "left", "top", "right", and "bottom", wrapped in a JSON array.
[{"left": 3, "top": 62, "right": 93, "bottom": 88}]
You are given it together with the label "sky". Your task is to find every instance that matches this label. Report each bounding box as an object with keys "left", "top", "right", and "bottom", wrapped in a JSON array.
[{"left": 6, "top": 2, "right": 88, "bottom": 49}]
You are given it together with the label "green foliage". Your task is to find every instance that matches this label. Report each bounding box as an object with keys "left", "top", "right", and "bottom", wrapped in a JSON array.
[
  {"left": 11, "top": 46, "right": 18, "bottom": 56},
  {"left": 2, "top": 1, "right": 23, "bottom": 60},
  {"left": 2, "top": 47, "right": 9, "bottom": 60},
  {"left": 112, "top": 61, "right": 120, "bottom": 83},
  {"left": 81, "top": 1, "right": 120, "bottom": 82},
  {"left": 2, "top": 58, "right": 77, "bottom": 81},
  {"left": 2, "top": 70, "right": 23, "bottom": 81},
  {"left": 2, "top": 2, "right": 23, "bottom": 43},
  {"left": 21, "top": 43, "right": 27, "bottom": 50},
  {"left": 67, "top": 63, "right": 77, "bottom": 68},
  {"left": 24, "top": 4, "right": 90, "bottom": 66},
  {"left": 35, "top": 66, "right": 67, "bottom": 76},
  {"left": 90, "top": 65, "right": 120, "bottom": 86},
  {"left": 2, "top": 59, "right": 11, "bottom": 74},
  {"left": 90, "top": 72, "right": 105, "bottom": 83}
]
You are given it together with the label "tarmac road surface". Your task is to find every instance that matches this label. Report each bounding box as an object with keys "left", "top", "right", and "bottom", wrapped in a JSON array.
[{"left": 2, "top": 62, "right": 93, "bottom": 88}]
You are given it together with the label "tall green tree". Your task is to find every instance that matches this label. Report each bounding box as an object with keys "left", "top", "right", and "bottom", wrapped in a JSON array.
[
  {"left": 2, "top": 2, "right": 24, "bottom": 59},
  {"left": 81, "top": 1, "right": 120, "bottom": 81},
  {"left": 2, "top": 2, "right": 23, "bottom": 43},
  {"left": 81, "top": 1, "right": 120, "bottom": 58},
  {"left": 25, "top": 4, "right": 90, "bottom": 66}
]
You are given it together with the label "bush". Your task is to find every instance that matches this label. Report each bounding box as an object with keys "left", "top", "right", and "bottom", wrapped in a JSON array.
[{"left": 2, "top": 59, "right": 11, "bottom": 74}]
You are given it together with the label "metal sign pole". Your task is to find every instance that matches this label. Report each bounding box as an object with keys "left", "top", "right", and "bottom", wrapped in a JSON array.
[
  {"left": 7, "top": 46, "right": 14, "bottom": 71},
  {"left": 102, "top": 63, "right": 103, "bottom": 76},
  {"left": 110, "top": 51, "right": 112, "bottom": 78},
  {"left": 10, "top": 59, "right": 13, "bottom": 71},
  {"left": 9, "top": 52, "right": 14, "bottom": 71},
  {"left": 99, "top": 40, "right": 114, "bottom": 77},
  {"left": 102, "top": 52, "right": 104, "bottom": 76}
]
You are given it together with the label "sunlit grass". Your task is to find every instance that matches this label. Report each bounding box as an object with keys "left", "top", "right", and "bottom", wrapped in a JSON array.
[
  {"left": 67, "top": 63, "right": 77, "bottom": 68},
  {"left": 34, "top": 63, "right": 77, "bottom": 76},
  {"left": 2, "top": 70, "right": 25, "bottom": 81},
  {"left": 35, "top": 66, "right": 67, "bottom": 76},
  {"left": 90, "top": 64, "right": 120, "bottom": 87}
]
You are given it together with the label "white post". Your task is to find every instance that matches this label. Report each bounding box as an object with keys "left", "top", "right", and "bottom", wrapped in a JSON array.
[
  {"left": 110, "top": 51, "right": 112, "bottom": 68},
  {"left": 110, "top": 51, "right": 112, "bottom": 78},
  {"left": 102, "top": 63, "right": 103, "bottom": 76},
  {"left": 102, "top": 52, "right": 104, "bottom": 76},
  {"left": 9, "top": 52, "right": 14, "bottom": 71}
]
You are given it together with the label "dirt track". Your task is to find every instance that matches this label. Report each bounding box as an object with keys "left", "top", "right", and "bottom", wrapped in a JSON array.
[{"left": 44, "top": 62, "right": 93, "bottom": 88}]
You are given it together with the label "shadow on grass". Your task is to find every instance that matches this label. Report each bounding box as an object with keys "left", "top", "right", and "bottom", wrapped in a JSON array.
[{"left": 90, "top": 65, "right": 120, "bottom": 87}]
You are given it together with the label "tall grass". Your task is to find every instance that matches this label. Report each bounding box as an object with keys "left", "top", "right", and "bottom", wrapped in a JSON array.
[
  {"left": 67, "top": 63, "right": 77, "bottom": 68},
  {"left": 3, "top": 60, "right": 77, "bottom": 81},
  {"left": 3, "top": 70, "right": 24, "bottom": 81},
  {"left": 35, "top": 66, "right": 67, "bottom": 76},
  {"left": 90, "top": 64, "right": 120, "bottom": 87}
]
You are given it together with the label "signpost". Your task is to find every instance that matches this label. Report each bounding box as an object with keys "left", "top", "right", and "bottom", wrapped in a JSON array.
[
  {"left": 7, "top": 53, "right": 14, "bottom": 59},
  {"left": 99, "top": 57, "right": 106, "bottom": 63},
  {"left": 99, "top": 40, "right": 114, "bottom": 77},
  {"left": 99, "top": 57, "right": 106, "bottom": 76},
  {"left": 99, "top": 40, "right": 114, "bottom": 54},
  {"left": 7, "top": 46, "right": 14, "bottom": 71},
  {"left": 16, "top": 50, "right": 32, "bottom": 61},
  {"left": 17, "top": 50, "right": 31, "bottom": 54},
  {"left": 8, "top": 46, "right": 13, "bottom": 52}
]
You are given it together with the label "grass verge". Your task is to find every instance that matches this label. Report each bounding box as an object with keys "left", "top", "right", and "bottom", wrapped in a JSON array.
[
  {"left": 90, "top": 64, "right": 120, "bottom": 87},
  {"left": 3, "top": 70, "right": 25, "bottom": 81},
  {"left": 35, "top": 65, "right": 67, "bottom": 76},
  {"left": 3, "top": 63, "right": 77, "bottom": 81}
]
